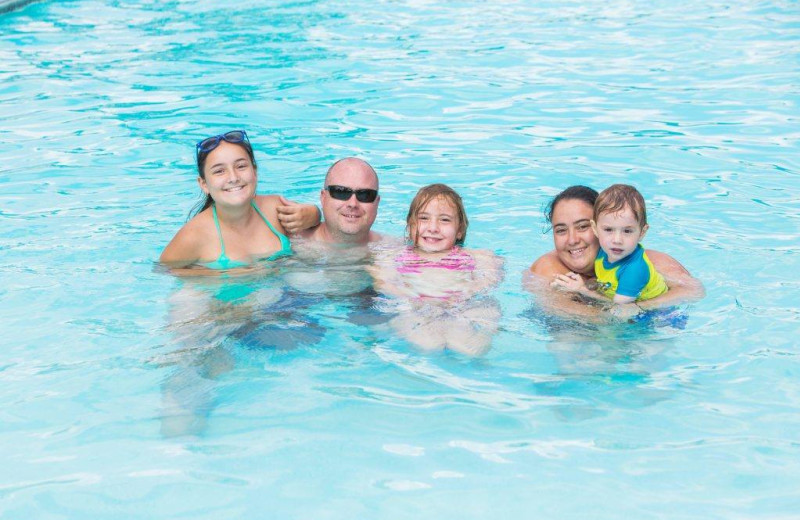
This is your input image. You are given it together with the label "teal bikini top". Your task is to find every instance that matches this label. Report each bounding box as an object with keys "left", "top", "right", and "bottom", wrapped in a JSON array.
[{"left": 202, "top": 200, "right": 291, "bottom": 269}]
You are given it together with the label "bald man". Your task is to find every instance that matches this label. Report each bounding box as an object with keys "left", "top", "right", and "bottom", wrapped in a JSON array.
[{"left": 298, "top": 157, "right": 382, "bottom": 244}]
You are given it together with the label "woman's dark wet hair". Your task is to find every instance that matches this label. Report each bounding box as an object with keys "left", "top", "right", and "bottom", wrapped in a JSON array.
[
  {"left": 188, "top": 139, "right": 257, "bottom": 219},
  {"left": 543, "top": 185, "right": 599, "bottom": 231}
]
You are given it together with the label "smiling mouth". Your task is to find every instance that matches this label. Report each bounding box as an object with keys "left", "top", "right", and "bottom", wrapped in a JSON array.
[
  {"left": 224, "top": 185, "right": 245, "bottom": 192},
  {"left": 569, "top": 247, "right": 585, "bottom": 256},
  {"left": 421, "top": 236, "right": 443, "bottom": 243}
]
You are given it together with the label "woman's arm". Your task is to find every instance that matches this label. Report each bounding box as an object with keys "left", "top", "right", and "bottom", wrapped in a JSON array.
[
  {"left": 522, "top": 270, "right": 606, "bottom": 322},
  {"left": 639, "top": 250, "right": 705, "bottom": 309}
]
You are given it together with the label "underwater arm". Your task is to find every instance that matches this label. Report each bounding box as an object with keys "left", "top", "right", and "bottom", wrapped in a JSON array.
[
  {"left": 523, "top": 270, "right": 606, "bottom": 323},
  {"left": 366, "top": 253, "right": 415, "bottom": 299},
  {"left": 471, "top": 250, "right": 505, "bottom": 294}
]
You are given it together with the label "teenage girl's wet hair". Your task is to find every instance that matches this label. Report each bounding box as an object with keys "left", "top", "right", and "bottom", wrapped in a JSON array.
[
  {"left": 594, "top": 184, "right": 647, "bottom": 227},
  {"left": 188, "top": 139, "right": 257, "bottom": 220},
  {"left": 406, "top": 183, "right": 469, "bottom": 246}
]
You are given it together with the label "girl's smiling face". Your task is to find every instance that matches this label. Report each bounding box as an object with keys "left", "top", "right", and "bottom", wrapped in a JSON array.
[
  {"left": 198, "top": 141, "right": 257, "bottom": 207},
  {"left": 413, "top": 196, "right": 462, "bottom": 254}
]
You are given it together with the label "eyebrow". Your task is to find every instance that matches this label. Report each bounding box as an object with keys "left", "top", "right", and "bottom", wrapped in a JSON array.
[
  {"left": 209, "top": 158, "right": 248, "bottom": 169},
  {"left": 554, "top": 219, "right": 590, "bottom": 227},
  {"left": 420, "top": 211, "right": 454, "bottom": 218}
]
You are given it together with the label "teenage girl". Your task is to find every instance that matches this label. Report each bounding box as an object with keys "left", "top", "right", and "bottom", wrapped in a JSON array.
[{"left": 160, "top": 130, "right": 320, "bottom": 272}]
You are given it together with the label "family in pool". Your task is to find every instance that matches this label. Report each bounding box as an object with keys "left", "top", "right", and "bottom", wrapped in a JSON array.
[{"left": 160, "top": 130, "right": 705, "bottom": 353}]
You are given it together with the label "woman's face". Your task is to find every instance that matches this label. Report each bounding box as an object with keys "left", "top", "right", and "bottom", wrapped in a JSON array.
[{"left": 551, "top": 198, "right": 599, "bottom": 275}]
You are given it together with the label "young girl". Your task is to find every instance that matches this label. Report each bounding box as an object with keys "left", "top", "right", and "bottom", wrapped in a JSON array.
[{"left": 370, "top": 184, "right": 503, "bottom": 355}]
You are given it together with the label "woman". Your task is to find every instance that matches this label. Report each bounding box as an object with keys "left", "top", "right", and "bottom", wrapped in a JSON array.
[
  {"left": 160, "top": 130, "right": 320, "bottom": 270},
  {"left": 527, "top": 185, "right": 704, "bottom": 318}
]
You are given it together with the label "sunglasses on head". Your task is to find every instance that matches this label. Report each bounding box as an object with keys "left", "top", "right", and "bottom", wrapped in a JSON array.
[
  {"left": 196, "top": 130, "right": 249, "bottom": 158},
  {"left": 325, "top": 185, "right": 379, "bottom": 203}
]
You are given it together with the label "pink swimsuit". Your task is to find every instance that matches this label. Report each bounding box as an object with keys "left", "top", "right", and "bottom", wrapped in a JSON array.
[{"left": 394, "top": 246, "right": 476, "bottom": 274}]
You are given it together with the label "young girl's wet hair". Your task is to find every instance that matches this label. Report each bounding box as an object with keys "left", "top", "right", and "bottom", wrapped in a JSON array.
[
  {"left": 594, "top": 184, "right": 647, "bottom": 227},
  {"left": 189, "top": 139, "right": 258, "bottom": 219},
  {"left": 406, "top": 184, "right": 469, "bottom": 247}
]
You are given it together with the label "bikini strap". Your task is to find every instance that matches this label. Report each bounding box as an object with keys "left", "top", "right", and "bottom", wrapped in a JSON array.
[
  {"left": 250, "top": 200, "right": 291, "bottom": 252},
  {"left": 211, "top": 205, "right": 227, "bottom": 260}
]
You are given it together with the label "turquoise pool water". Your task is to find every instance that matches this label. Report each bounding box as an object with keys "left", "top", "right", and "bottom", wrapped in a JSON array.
[{"left": 2, "top": 0, "right": 799, "bottom": 518}]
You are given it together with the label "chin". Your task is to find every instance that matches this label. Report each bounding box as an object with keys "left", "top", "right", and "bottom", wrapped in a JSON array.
[
  {"left": 341, "top": 225, "right": 367, "bottom": 236},
  {"left": 562, "top": 259, "right": 592, "bottom": 275}
]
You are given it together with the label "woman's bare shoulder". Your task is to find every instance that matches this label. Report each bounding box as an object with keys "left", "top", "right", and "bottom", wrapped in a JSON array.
[{"left": 529, "top": 250, "right": 567, "bottom": 277}]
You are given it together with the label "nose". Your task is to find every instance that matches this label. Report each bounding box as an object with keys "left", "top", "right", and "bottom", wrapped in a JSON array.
[
  {"left": 567, "top": 227, "right": 579, "bottom": 244},
  {"left": 225, "top": 167, "right": 239, "bottom": 182},
  {"left": 612, "top": 230, "right": 623, "bottom": 243}
]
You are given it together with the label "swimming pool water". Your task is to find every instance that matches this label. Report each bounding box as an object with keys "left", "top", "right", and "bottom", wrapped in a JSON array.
[{"left": 1, "top": 1, "right": 799, "bottom": 518}]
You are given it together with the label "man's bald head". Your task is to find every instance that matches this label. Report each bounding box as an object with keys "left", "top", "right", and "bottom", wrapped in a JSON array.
[{"left": 324, "top": 157, "right": 378, "bottom": 189}]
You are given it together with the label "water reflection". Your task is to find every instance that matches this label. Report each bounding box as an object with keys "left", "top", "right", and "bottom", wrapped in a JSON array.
[
  {"left": 522, "top": 303, "right": 689, "bottom": 421},
  {"left": 156, "top": 246, "right": 396, "bottom": 437},
  {"left": 157, "top": 272, "right": 327, "bottom": 437}
]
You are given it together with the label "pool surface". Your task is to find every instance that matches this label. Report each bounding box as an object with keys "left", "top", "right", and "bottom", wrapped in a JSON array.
[{"left": 1, "top": 1, "right": 799, "bottom": 518}]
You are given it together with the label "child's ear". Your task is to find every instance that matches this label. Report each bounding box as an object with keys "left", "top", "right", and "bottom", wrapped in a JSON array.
[
  {"left": 640, "top": 224, "right": 649, "bottom": 240},
  {"left": 590, "top": 219, "right": 599, "bottom": 237},
  {"left": 197, "top": 176, "right": 209, "bottom": 195}
]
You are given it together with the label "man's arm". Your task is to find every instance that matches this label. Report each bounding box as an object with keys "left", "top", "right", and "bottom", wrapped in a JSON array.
[{"left": 275, "top": 196, "right": 322, "bottom": 235}]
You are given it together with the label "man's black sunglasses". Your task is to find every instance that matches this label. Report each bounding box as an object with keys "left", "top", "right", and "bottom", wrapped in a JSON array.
[{"left": 325, "top": 185, "right": 379, "bottom": 203}]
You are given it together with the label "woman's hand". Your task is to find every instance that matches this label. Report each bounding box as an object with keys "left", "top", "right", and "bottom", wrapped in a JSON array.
[
  {"left": 276, "top": 197, "right": 321, "bottom": 234},
  {"left": 608, "top": 302, "right": 643, "bottom": 321},
  {"left": 551, "top": 271, "right": 587, "bottom": 294}
]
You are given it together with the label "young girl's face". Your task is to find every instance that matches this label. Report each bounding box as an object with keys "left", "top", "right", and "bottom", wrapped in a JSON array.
[{"left": 413, "top": 196, "right": 462, "bottom": 253}]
